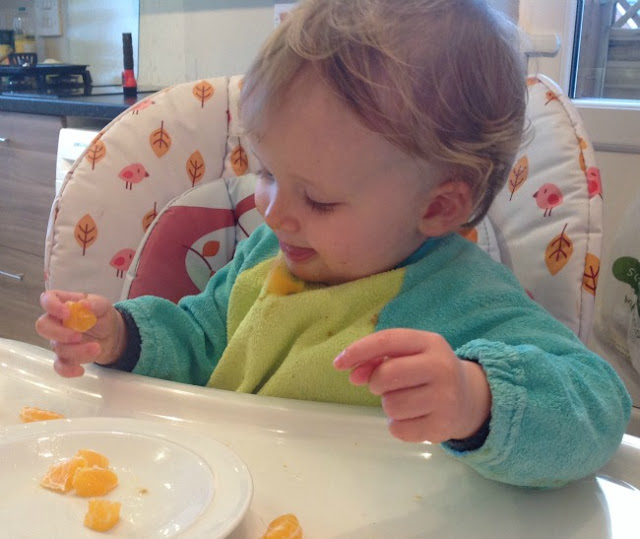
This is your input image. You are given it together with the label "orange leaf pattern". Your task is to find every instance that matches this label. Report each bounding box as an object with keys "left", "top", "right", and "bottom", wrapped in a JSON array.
[
  {"left": 582, "top": 252, "right": 600, "bottom": 296},
  {"left": 142, "top": 202, "right": 158, "bottom": 232},
  {"left": 75, "top": 214, "right": 98, "bottom": 256},
  {"left": 202, "top": 241, "right": 220, "bottom": 257},
  {"left": 231, "top": 144, "right": 249, "bottom": 176},
  {"left": 545, "top": 223, "right": 573, "bottom": 276},
  {"left": 85, "top": 140, "right": 106, "bottom": 170},
  {"left": 186, "top": 151, "right": 206, "bottom": 187},
  {"left": 150, "top": 121, "right": 172, "bottom": 157},
  {"left": 545, "top": 90, "right": 560, "bottom": 105},
  {"left": 508, "top": 155, "right": 529, "bottom": 200},
  {"left": 192, "top": 81, "right": 214, "bottom": 108}
]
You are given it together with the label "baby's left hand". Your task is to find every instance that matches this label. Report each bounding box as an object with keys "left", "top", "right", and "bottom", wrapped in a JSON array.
[{"left": 333, "top": 329, "right": 491, "bottom": 443}]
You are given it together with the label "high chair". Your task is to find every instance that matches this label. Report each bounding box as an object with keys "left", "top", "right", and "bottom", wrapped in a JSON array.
[{"left": 45, "top": 74, "right": 602, "bottom": 345}]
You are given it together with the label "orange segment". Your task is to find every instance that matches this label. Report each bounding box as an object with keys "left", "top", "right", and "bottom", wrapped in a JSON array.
[
  {"left": 72, "top": 466, "right": 118, "bottom": 497},
  {"left": 19, "top": 406, "right": 65, "bottom": 423},
  {"left": 63, "top": 300, "right": 97, "bottom": 332},
  {"left": 84, "top": 498, "right": 121, "bottom": 532},
  {"left": 75, "top": 449, "right": 109, "bottom": 469},
  {"left": 40, "top": 456, "right": 88, "bottom": 493},
  {"left": 262, "top": 513, "right": 303, "bottom": 539}
]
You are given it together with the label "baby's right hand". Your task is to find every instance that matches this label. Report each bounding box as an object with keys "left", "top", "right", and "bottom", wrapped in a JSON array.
[{"left": 35, "top": 290, "right": 127, "bottom": 378}]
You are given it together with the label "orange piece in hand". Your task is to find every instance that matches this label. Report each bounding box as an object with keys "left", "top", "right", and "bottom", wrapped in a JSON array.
[
  {"left": 262, "top": 513, "right": 303, "bottom": 539},
  {"left": 19, "top": 405, "right": 65, "bottom": 423},
  {"left": 84, "top": 498, "right": 121, "bottom": 532},
  {"left": 40, "top": 456, "right": 88, "bottom": 493},
  {"left": 63, "top": 300, "right": 97, "bottom": 332},
  {"left": 72, "top": 466, "right": 118, "bottom": 497}
]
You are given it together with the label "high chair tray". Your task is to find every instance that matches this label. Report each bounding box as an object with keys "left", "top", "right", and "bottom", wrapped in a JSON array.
[{"left": 1, "top": 338, "right": 639, "bottom": 538}]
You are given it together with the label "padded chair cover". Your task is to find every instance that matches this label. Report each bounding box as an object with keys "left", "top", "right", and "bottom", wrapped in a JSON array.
[{"left": 45, "top": 74, "right": 602, "bottom": 343}]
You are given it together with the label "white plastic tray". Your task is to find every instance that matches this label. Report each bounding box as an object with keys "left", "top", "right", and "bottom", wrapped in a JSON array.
[{"left": 1, "top": 338, "right": 639, "bottom": 538}]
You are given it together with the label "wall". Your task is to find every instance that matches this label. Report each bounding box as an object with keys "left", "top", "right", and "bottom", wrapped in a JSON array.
[
  {"left": 138, "top": 0, "right": 275, "bottom": 86},
  {"left": 137, "top": 0, "right": 520, "bottom": 86}
]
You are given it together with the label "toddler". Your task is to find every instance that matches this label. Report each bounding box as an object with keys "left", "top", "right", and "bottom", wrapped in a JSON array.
[{"left": 36, "top": 0, "right": 631, "bottom": 488}]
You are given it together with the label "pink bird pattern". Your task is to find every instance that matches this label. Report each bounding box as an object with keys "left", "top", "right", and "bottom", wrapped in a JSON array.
[
  {"left": 130, "top": 99, "right": 155, "bottom": 115},
  {"left": 118, "top": 163, "right": 150, "bottom": 190},
  {"left": 533, "top": 183, "right": 564, "bottom": 217},
  {"left": 110, "top": 248, "right": 135, "bottom": 278},
  {"left": 586, "top": 167, "right": 603, "bottom": 198}
]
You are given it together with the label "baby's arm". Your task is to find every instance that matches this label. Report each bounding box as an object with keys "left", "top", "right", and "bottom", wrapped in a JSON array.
[
  {"left": 333, "top": 328, "right": 491, "bottom": 443},
  {"left": 35, "top": 290, "right": 127, "bottom": 377}
]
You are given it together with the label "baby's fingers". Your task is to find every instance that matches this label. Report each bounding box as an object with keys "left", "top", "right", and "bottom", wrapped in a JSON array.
[
  {"left": 40, "top": 290, "right": 86, "bottom": 317},
  {"left": 53, "top": 357, "right": 86, "bottom": 378},
  {"left": 35, "top": 313, "right": 84, "bottom": 343},
  {"left": 333, "top": 329, "right": 427, "bottom": 371},
  {"left": 51, "top": 340, "right": 101, "bottom": 378},
  {"left": 348, "top": 357, "right": 385, "bottom": 385}
]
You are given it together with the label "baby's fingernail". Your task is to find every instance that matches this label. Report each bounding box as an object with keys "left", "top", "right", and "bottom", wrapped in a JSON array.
[{"left": 333, "top": 350, "right": 346, "bottom": 367}]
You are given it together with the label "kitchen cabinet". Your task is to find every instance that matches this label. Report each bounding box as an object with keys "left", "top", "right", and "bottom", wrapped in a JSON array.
[{"left": 0, "top": 112, "right": 62, "bottom": 346}]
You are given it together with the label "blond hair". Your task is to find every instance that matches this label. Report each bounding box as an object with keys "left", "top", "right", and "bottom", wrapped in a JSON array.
[{"left": 240, "top": 0, "right": 526, "bottom": 226}]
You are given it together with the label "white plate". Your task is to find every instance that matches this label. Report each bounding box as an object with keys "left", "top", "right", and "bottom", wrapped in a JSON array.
[{"left": 0, "top": 417, "right": 252, "bottom": 538}]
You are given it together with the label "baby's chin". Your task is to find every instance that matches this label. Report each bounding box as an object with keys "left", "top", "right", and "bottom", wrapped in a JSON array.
[{"left": 287, "top": 262, "right": 365, "bottom": 287}]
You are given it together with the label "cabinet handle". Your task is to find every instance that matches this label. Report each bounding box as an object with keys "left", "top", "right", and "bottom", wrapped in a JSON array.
[
  {"left": 0, "top": 136, "right": 10, "bottom": 144},
  {"left": 0, "top": 269, "right": 24, "bottom": 281}
]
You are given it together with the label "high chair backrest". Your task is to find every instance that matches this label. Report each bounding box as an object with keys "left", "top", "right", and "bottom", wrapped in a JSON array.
[{"left": 45, "top": 74, "right": 602, "bottom": 343}]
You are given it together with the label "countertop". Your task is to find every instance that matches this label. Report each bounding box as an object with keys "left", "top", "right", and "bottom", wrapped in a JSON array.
[{"left": 0, "top": 89, "right": 159, "bottom": 120}]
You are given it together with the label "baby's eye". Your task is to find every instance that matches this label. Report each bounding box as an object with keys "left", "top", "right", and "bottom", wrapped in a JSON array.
[{"left": 305, "top": 196, "right": 337, "bottom": 214}]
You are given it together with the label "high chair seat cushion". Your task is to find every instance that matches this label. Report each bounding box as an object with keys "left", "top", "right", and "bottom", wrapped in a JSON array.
[
  {"left": 488, "top": 75, "right": 603, "bottom": 342},
  {"left": 45, "top": 77, "right": 259, "bottom": 303},
  {"left": 121, "top": 175, "right": 262, "bottom": 302},
  {"left": 44, "top": 74, "right": 602, "bottom": 344}
]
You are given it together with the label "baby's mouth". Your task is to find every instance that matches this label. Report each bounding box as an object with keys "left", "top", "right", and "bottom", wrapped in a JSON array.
[{"left": 279, "top": 241, "right": 316, "bottom": 263}]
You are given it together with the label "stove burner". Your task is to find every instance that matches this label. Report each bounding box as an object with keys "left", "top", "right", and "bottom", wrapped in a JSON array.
[
  {"left": 5, "top": 75, "right": 35, "bottom": 91},
  {"left": 0, "top": 64, "right": 92, "bottom": 96}
]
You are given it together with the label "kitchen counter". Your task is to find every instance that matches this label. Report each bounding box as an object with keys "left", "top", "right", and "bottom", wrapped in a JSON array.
[{"left": 0, "top": 90, "right": 159, "bottom": 120}]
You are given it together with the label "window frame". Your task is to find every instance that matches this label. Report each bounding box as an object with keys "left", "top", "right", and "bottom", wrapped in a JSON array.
[{"left": 520, "top": 0, "right": 640, "bottom": 154}]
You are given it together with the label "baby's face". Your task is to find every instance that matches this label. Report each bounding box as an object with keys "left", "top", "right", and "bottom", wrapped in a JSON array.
[{"left": 250, "top": 73, "right": 438, "bottom": 285}]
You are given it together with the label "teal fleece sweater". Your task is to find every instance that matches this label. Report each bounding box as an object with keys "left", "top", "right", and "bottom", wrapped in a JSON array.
[{"left": 116, "top": 224, "right": 631, "bottom": 487}]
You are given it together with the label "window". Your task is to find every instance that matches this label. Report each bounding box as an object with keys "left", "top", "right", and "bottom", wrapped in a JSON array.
[
  {"left": 573, "top": 0, "right": 640, "bottom": 100},
  {"left": 520, "top": 0, "right": 640, "bottom": 154}
]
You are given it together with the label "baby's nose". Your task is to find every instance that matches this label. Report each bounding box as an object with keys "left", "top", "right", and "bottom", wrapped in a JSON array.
[{"left": 264, "top": 192, "right": 298, "bottom": 233}]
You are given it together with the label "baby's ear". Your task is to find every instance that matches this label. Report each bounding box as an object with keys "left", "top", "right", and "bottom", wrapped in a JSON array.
[{"left": 418, "top": 180, "right": 473, "bottom": 237}]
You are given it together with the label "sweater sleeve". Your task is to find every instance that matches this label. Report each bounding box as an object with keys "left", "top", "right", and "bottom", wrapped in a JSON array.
[
  {"left": 441, "top": 337, "right": 631, "bottom": 488},
  {"left": 112, "top": 224, "right": 277, "bottom": 385},
  {"left": 380, "top": 235, "right": 631, "bottom": 488}
]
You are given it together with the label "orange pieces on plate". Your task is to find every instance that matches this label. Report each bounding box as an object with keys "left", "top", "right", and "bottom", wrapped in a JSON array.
[
  {"left": 40, "top": 449, "right": 121, "bottom": 532},
  {"left": 39, "top": 449, "right": 122, "bottom": 532},
  {"left": 261, "top": 513, "right": 303, "bottom": 539},
  {"left": 72, "top": 466, "right": 118, "bottom": 497},
  {"left": 40, "top": 455, "right": 88, "bottom": 493},
  {"left": 83, "top": 498, "right": 121, "bottom": 532},
  {"left": 19, "top": 405, "right": 65, "bottom": 423},
  {"left": 40, "top": 449, "right": 117, "bottom": 497},
  {"left": 75, "top": 448, "right": 109, "bottom": 469},
  {"left": 63, "top": 300, "right": 97, "bottom": 332}
]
